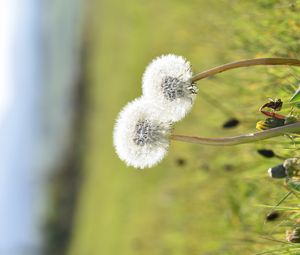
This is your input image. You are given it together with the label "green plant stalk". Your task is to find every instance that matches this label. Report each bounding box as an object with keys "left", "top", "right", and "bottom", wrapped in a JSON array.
[
  {"left": 191, "top": 58, "right": 300, "bottom": 82},
  {"left": 170, "top": 122, "right": 300, "bottom": 146}
]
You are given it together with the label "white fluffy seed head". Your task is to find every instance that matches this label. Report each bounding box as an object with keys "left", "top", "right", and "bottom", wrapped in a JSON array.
[
  {"left": 142, "top": 54, "right": 197, "bottom": 122},
  {"left": 113, "top": 97, "right": 172, "bottom": 169}
]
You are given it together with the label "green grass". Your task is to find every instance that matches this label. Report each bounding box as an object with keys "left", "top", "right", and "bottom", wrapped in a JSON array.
[{"left": 67, "top": 1, "right": 300, "bottom": 254}]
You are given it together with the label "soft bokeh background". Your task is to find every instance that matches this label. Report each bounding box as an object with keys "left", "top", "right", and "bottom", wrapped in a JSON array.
[
  {"left": 1, "top": 1, "right": 300, "bottom": 255},
  {"left": 0, "top": 0, "right": 83, "bottom": 254}
]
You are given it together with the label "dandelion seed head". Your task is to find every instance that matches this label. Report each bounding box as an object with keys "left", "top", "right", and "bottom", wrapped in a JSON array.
[
  {"left": 142, "top": 54, "right": 197, "bottom": 122},
  {"left": 113, "top": 97, "right": 171, "bottom": 169}
]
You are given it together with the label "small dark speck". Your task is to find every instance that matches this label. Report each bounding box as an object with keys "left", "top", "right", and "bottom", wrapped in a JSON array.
[
  {"left": 176, "top": 158, "right": 186, "bottom": 166},
  {"left": 266, "top": 211, "right": 280, "bottom": 221},
  {"left": 222, "top": 118, "right": 240, "bottom": 129},
  {"left": 257, "top": 149, "right": 275, "bottom": 158}
]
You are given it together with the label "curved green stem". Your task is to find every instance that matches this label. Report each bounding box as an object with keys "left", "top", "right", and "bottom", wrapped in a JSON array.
[
  {"left": 170, "top": 122, "right": 300, "bottom": 146},
  {"left": 191, "top": 58, "right": 300, "bottom": 82}
]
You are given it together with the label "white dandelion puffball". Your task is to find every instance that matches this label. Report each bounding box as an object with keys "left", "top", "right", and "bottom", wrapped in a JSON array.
[
  {"left": 113, "top": 97, "right": 172, "bottom": 169},
  {"left": 142, "top": 54, "right": 197, "bottom": 122}
]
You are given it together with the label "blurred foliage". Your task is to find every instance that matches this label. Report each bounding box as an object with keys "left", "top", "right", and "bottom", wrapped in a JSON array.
[{"left": 44, "top": 0, "right": 300, "bottom": 255}]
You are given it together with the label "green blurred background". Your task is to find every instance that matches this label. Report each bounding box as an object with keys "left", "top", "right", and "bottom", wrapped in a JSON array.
[{"left": 46, "top": 1, "right": 300, "bottom": 255}]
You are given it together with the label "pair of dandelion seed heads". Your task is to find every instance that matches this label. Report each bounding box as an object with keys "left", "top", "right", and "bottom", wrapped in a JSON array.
[
  {"left": 113, "top": 55, "right": 300, "bottom": 169},
  {"left": 113, "top": 54, "right": 196, "bottom": 169}
]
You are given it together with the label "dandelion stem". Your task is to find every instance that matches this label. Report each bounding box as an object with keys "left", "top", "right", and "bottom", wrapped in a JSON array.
[
  {"left": 191, "top": 58, "right": 300, "bottom": 82},
  {"left": 170, "top": 122, "right": 300, "bottom": 146}
]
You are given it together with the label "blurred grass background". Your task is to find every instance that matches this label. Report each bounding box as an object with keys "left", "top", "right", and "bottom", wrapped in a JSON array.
[{"left": 46, "top": 0, "right": 300, "bottom": 254}]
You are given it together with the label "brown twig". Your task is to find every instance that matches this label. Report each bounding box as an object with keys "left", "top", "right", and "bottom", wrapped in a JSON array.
[
  {"left": 170, "top": 122, "right": 300, "bottom": 146},
  {"left": 191, "top": 58, "right": 300, "bottom": 82}
]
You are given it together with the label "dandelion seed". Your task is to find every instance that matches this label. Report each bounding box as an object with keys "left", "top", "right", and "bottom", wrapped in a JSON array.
[
  {"left": 142, "top": 54, "right": 197, "bottom": 122},
  {"left": 113, "top": 97, "right": 172, "bottom": 169}
]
